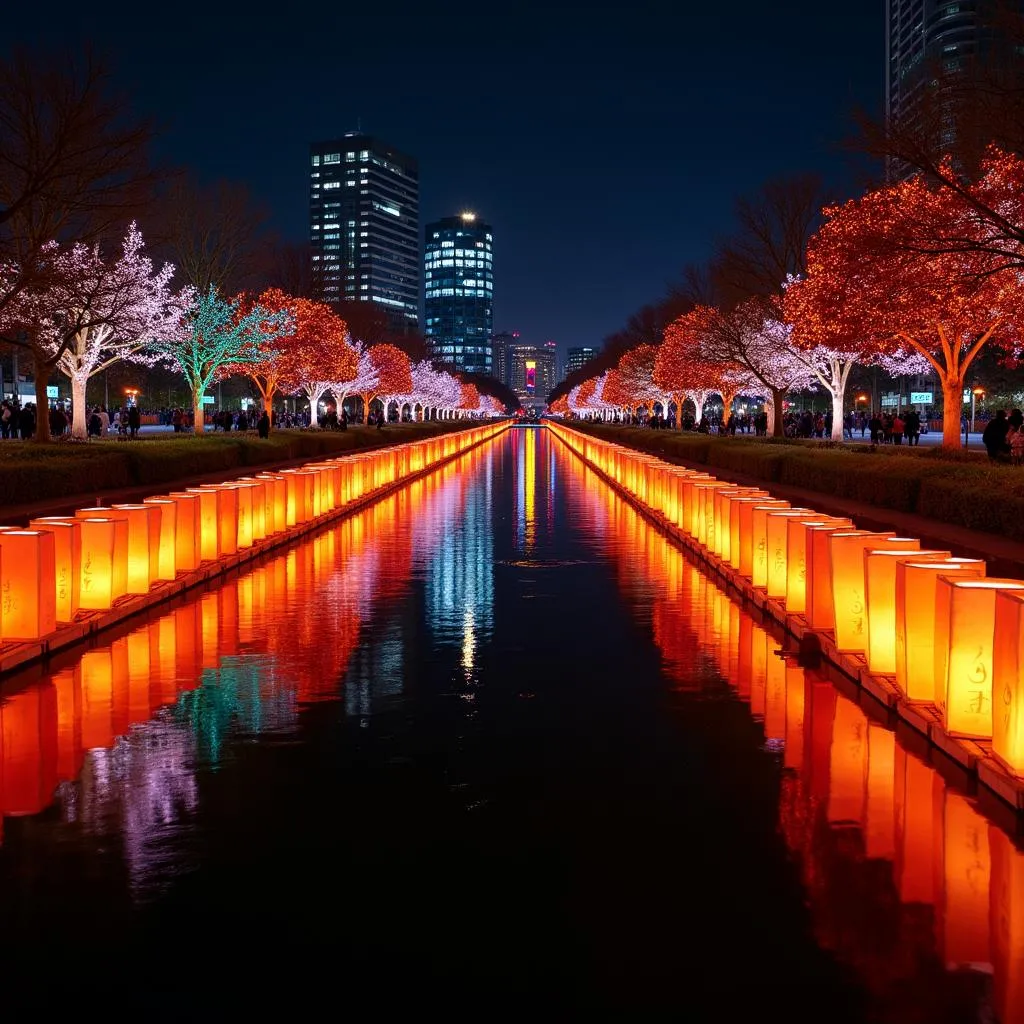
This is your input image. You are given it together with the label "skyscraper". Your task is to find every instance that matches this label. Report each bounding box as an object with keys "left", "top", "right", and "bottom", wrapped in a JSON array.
[
  {"left": 423, "top": 213, "right": 494, "bottom": 374},
  {"left": 566, "top": 346, "right": 600, "bottom": 378},
  {"left": 509, "top": 341, "right": 557, "bottom": 405},
  {"left": 309, "top": 133, "right": 420, "bottom": 332},
  {"left": 490, "top": 330, "right": 518, "bottom": 387},
  {"left": 884, "top": 1, "right": 1022, "bottom": 176}
]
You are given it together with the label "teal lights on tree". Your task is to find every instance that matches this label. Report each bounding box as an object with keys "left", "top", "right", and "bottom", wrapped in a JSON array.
[{"left": 151, "top": 286, "right": 293, "bottom": 433}]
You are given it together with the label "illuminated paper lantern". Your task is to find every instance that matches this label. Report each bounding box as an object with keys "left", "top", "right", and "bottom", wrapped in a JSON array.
[
  {"left": 200, "top": 485, "right": 238, "bottom": 556},
  {"left": 752, "top": 505, "right": 812, "bottom": 589},
  {"left": 784, "top": 518, "right": 851, "bottom": 616},
  {"left": 694, "top": 481, "right": 729, "bottom": 549},
  {"left": 895, "top": 559, "right": 986, "bottom": 703},
  {"left": 864, "top": 548, "right": 950, "bottom": 674},
  {"left": 255, "top": 474, "right": 287, "bottom": 534},
  {"left": 186, "top": 488, "right": 220, "bottom": 561},
  {"left": 231, "top": 484, "right": 254, "bottom": 549},
  {"left": 678, "top": 473, "right": 714, "bottom": 539},
  {"left": 764, "top": 510, "right": 820, "bottom": 599},
  {"left": 805, "top": 522, "right": 858, "bottom": 632},
  {"left": 142, "top": 499, "right": 177, "bottom": 581},
  {"left": 236, "top": 479, "right": 267, "bottom": 540},
  {"left": 994, "top": 589, "right": 1024, "bottom": 775},
  {"left": 0, "top": 530, "right": 57, "bottom": 640},
  {"left": 829, "top": 532, "right": 911, "bottom": 652},
  {"left": 166, "top": 492, "right": 201, "bottom": 571},
  {"left": 934, "top": 577, "right": 1024, "bottom": 739},
  {"left": 109, "top": 504, "right": 162, "bottom": 593},
  {"left": 78, "top": 518, "right": 119, "bottom": 610},
  {"left": 280, "top": 472, "right": 304, "bottom": 526},
  {"left": 716, "top": 488, "right": 767, "bottom": 562},
  {"left": 738, "top": 500, "right": 790, "bottom": 578},
  {"left": 28, "top": 517, "right": 82, "bottom": 623}
]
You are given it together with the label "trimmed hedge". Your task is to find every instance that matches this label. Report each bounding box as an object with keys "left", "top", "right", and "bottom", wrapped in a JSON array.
[
  {"left": 567, "top": 423, "right": 1024, "bottom": 542},
  {"left": 0, "top": 423, "right": 486, "bottom": 508}
]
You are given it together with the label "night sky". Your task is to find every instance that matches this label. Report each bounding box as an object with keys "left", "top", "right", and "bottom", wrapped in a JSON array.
[{"left": 4, "top": 2, "right": 879, "bottom": 362}]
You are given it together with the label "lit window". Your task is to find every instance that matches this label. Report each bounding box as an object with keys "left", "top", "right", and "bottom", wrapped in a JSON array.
[
  {"left": 312, "top": 155, "right": 321, "bottom": 166},
  {"left": 360, "top": 150, "right": 369, "bottom": 159},
  {"left": 324, "top": 181, "right": 340, "bottom": 190},
  {"left": 324, "top": 153, "right": 341, "bottom": 164},
  {"left": 346, "top": 152, "right": 356, "bottom": 161}
]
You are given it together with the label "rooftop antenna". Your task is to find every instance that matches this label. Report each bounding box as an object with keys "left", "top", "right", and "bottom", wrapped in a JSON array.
[{"left": 356, "top": 116, "right": 362, "bottom": 132}]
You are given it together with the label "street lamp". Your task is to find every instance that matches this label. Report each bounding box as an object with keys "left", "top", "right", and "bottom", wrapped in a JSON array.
[
  {"left": 971, "top": 387, "right": 985, "bottom": 434},
  {"left": 856, "top": 392, "right": 868, "bottom": 410},
  {"left": 124, "top": 387, "right": 139, "bottom": 408}
]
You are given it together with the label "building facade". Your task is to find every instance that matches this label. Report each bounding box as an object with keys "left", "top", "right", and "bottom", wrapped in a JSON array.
[
  {"left": 509, "top": 341, "right": 557, "bottom": 406},
  {"left": 309, "top": 133, "right": 420, "bottom": 332},
  {"left": 490, "top": 330, "right": 518, "bottom": 387},
  {"left": 423, "top": 214, "right": 494, "bottom": 374},
  {"left": 566, "top": 346, "right": 599, "bottom": 379}
]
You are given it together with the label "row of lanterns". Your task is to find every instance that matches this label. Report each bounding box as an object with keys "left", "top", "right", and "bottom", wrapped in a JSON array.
[
  {"left": 548, "top": 422, "right": 1024, "bottom": 780},
  {"left": 0, "top": 423, "right": 508, "bottom": 650}
]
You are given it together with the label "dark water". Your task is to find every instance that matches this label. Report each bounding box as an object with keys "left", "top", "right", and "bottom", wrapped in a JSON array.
[{"left": 0, "top": 428, "right": 1017, "bottom": 1019}]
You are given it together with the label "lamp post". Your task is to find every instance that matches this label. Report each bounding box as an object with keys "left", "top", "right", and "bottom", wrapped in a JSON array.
[
  {"left": 971, "top": 387, "right": 984, "bottom": 435},
  {"left": 124, "top": 387, "right": 139, "bottom": 409}
]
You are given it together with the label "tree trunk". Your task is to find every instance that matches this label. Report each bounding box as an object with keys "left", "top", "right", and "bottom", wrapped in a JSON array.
[
  {"left": 193, "top": 390, "right": 205, "bottom": 434},
  {"left": 308, "top": 385, "right": 327, "bottom": 427},
  {"left": 941, "top": 374, "right": 964, "bottom": 448},
  {"left": 770, "top": 389, "right": 785, "bottom": 437},
  {"left": 33, "top": 358, "right": 52, "bottom": 443},
  {"left": 830, "top": 390, "right": 845, "bottom": 443},
  {"left": 71, "top": 373, "right": 89, "bottom": 440}
]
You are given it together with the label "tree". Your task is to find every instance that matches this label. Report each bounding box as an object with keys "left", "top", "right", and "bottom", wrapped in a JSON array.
[
  {"left": 154, "top": 176, "right": 268, "bottom": 295},
  {"left": 356, "top": 344, "right": 412, "bottom": 419},
  {"left": 458, "top": 380, "right": 480, "bottom": 416},
  {"left": 227, "top": 288, "right": 297, "bottom": 421},
  {"left": 656, "top": 312, "right": 743, "bottom": 427},
  {"left": 150, "top": 287, "right": 292, "bottom": 434},
  {"left": 613, "top": 344, "right": 665, "bottom": 415},
  {"left": 783, "top": 276, "right": 928, "bottom": 441},
  {"left": 693, "top": 300, "right": 817, "bottom": 436},
  {"left": 332, "top": 340, "right": 375, "bottom": 418},
  {"left": 288, "top": 302, "right": 356, "bottom": 427},
  {"left": 787, "top": 168, "right": 1024, "bottom": 446}
]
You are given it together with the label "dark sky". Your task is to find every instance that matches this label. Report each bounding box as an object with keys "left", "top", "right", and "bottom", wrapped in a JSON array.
[{"left": 5, "top": 1, "right": 879, "bottom": 361}]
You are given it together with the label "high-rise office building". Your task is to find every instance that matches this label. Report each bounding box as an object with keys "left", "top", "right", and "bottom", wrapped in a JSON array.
[
  {"left": 566, "top": 346, "right": 599, "bottom": 378},
  {"left": 423, "top": 213, "right": 494, "bottom": 374},
  {"left": 885, "top": 1, "right": 1022, "bottom": 176},
  {"left": 510, "top": 341, "right": 557, "bottom": 405},
  {"left": 490, "top": 330, "right": 518, "bottom": 387},
  {"left": 309, "top": 133, "right": 419, "bottom": 332}
]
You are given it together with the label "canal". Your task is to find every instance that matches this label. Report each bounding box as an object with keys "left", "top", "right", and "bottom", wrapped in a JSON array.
[{"left": 0, "top": 426, "right": 1015, "bottom": 1020}]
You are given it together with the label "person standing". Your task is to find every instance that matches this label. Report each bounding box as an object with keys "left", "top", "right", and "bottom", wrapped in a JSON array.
[
  {"left": 127, "top": 404, "right": 141, "bottom": 439},
  {"left": 904, "top": 408, "right": 920, "bottom": 446}
]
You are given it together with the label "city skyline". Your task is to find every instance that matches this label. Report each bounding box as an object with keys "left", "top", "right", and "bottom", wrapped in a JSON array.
[{"left": 3, "top": 2, "right": 879, "bottom": 366}]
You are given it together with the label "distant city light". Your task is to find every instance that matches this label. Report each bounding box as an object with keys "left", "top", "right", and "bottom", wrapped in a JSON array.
[{"left": 460, "top": 211, "right": 476, "bottom": 221}]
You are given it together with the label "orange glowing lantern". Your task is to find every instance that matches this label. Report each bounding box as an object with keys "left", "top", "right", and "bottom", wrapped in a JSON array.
[
  {"left": 716, "top": 488, "right": 767, "bottom": 562},
  {"left": 231, "top": 484, "right": 254, "bottom": 549},
  {"left": 897, "top": 561, "right": 983, "bottom": 704},
  {"left": 186, "top": 488, "right": 220, "bottom": 561},
  {"left": 200, "top": 485, "right": 238, "bottom": 556},
  {"left": 784, "top": 518, "right": 851, "bottom": 616},
  {"left": 935, "top": 577, "right": 1024, "bottom": 739},
  {"left": 236, "top": 478, "right": 268, "bottom": 540},
  {"left": 678, "top": 473, "right": 714, "bottom": 539},
  {"left": 166, "top": 491, "right": 201, "bottom": 571},
  {"left": 28, "top": 517, "right": 81, "bottom": 623},
  {"left": 0, "top": 530, "right": 57, "bottom": 640},
  {"left": 738, "top": 500, "right": 790, "bottom": 578},
  {"left": 752, "top": 505, "right": 813, "bottom": 589},
  {"left": 829, "top": 532, "right": 913, "bottom": 652},
  {"left": 993, "top": 588, "right": 1024, "bottom": 775},
  {"left": 693, "top": 481, "right": 729, "bottom": 549},
  {"left": 804, "top": 521, "right": 855, "bottom": 631},
  {"left": 109, "top": 504, "right": 162, "bottom": 592},
  {"left": 142, "top": 499, "right": 177, "bottom": 581},
  {"left": 864, "top": 547, "right": 950, "bottom": 675},
  {"left": 256, "top": 474, "right": 287, "bottom": 534},
  {"left": 77, "top": 518, "right": 123, "bottom": 610},
  {"left": 765, "top": 510, "right": 819, "bottom": 599}
]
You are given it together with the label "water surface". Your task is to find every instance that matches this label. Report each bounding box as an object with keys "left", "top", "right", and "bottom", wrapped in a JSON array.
[{"left": 0, "top": 428, "right": 1016, "bottom": 1020}]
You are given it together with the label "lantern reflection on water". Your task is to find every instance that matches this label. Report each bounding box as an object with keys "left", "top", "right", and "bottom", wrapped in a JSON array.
[
  {"left": 864, "top": 548, "right": 950, "bottom": 675},
  {"left": 0, "top": 530, "right": 57, "bottom": 640},
  {"left": 934, "top": 578, "right": 1024, "bottom": 740},
  {"left": 28, "top": 517, "right": 81, "bottom": 623},
  {"left": 0, "top": 683, "right": 57, "bottom": 816},
  {"left": 994, "top": 589, "right": 1024, "bottom": 776}
]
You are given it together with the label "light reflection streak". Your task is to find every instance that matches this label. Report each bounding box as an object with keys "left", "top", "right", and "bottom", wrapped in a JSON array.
[
  {"left": 553, "top": 431, "right": 1024, "bottom": 1022},
  {"left": 0, "top": 436, "right": 501, "bottom": 892}
]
